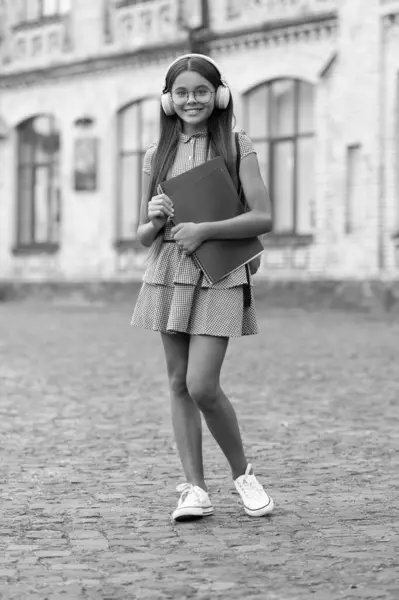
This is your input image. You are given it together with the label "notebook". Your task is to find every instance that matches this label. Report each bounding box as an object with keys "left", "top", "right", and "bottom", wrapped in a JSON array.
[{"left": 159, "top": 157, "right": 264, "bottom": 284}]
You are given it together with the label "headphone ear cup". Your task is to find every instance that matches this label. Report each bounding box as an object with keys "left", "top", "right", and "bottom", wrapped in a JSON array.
[
  {"left": 215, "top": 85, "right": 230, "bottom": 110},
  {"left": 161, "top": 92, "right": 175, "bottom": 116}
]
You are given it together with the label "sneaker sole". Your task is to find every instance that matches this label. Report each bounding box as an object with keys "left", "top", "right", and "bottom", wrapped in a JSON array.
[
  {"left": 243, "top": 497, "right": 274, "bottom": 517},
  {"left": 172, "top": 505, "right": 214, "bottom": 522}
]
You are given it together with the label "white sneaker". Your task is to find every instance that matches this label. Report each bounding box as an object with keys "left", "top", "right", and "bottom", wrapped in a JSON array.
[
  {"left": 172, "top": 483, "right": 214, "bottom": 522},
  {"left": 234, "top": 464, "right": 274, "bottom": 517}
]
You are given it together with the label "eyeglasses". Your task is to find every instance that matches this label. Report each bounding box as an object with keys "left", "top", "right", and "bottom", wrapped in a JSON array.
[{"left": 171, "top": 87, "right": 214, "bottom": 106}]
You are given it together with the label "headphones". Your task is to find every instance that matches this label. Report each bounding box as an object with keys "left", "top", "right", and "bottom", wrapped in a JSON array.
[{"left": 161, "top": 53, "right": 231, "bottom": 116}]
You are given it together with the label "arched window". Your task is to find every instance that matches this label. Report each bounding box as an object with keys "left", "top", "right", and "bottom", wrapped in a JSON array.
[
  {"left": 116, "top": 97, "right": 159, "bottom": 243},
  {"left": 16, "top": 115, "right": 61, "bottom": 249},
  {"left": 244, "top": 79, "right": 315, "bottom": 235}
]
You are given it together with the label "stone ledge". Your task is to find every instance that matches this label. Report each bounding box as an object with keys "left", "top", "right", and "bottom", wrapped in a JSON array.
[{"left": 1, "top": 279, "right": 399, "bottom": 314}]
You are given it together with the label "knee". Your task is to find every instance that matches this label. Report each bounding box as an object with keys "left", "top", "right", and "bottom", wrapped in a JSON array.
[
  {"left": 186, "top": 375, "right": 219, "bottom": 412},
  {"left": 168, "top": 370, "right": 188, "bottom": 397}
]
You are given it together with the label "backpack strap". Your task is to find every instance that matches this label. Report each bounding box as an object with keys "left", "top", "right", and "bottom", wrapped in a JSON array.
[{"left": 233, "top": 132, "right": 252, "bottom": 304}]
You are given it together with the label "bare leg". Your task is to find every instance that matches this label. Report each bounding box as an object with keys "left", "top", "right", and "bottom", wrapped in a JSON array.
[
  {"left": 160, "top": 332, "right": 207, "bottom": 491},
  {"left": 186, "top": 335, "right": 248, "bottom": 480}
]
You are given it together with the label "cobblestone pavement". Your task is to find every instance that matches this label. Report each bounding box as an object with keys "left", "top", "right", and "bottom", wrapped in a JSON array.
[{"left": 0, "top": 299, "right": 398, "bottom": 600}]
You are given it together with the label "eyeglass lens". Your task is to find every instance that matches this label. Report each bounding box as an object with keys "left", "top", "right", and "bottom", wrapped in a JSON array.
[{"left": 172, "top": 88, "right": 213, "bottom": 105}]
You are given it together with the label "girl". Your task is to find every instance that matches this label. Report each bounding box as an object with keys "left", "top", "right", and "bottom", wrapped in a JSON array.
[{"left": 132, "top": 53, "right": 274, "bottom": 522}]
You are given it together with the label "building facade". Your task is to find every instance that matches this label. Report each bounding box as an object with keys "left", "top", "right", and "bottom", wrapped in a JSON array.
[{"left": 0, "top": 0, "right": 399, "bottom": 282}]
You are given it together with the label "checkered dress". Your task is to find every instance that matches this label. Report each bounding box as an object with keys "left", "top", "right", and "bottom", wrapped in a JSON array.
[{"left": 131, "top": 130, "right": 259, "bottom": 337}]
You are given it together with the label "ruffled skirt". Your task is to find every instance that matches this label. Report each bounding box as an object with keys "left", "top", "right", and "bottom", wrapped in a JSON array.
[{"left": 131, "top": 241, "right": 258, "bottom": 338}]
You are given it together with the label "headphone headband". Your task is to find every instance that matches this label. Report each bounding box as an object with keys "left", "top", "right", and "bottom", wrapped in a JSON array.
[{"left": 163, "top": 53, "right": 227, "bottom": 89}]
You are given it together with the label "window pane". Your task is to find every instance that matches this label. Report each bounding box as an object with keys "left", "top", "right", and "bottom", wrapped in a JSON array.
[
  {"left": 272, "top": 141, "right": 294, "bottom": 232},
  {"left": 120, "top": 104, "right": 139, "bottom": 153},
  {"left": 26, "top": 0, "right": 40, "bottom": 20},
  {"left": 141, "top": 99, "right": 159, "bottom": 150},
  {"left": 298, "top": 82, "right": 314, "bottom": 135},
  {"left": 253, "top": 141, "right": 269, "bottom": 187},
  {"left": 246, "top": 85, "right": 268, "bottom": 139},
  {"left": 297, "top": 137, "right": 315, "bottom": 234},
  {"left": 50, "top": 162, "right": 61, "bottom": 243},
  {"left": 270, "top": 80, "right": 295, "bottom": 138},
  {"left": 59, "top": 0, "right": 71, "bottom": 14},
  {"left": 34, "top": 166, "right": 50, "bottom": 243},
  {"left": 18, "top": 167, "right": 34, "bottom": 244},
  {"left": 43, "top": 0, "right": 58, "bottom": 16},
  {"left": 19, "top": 126, "right": 35, "bottom": 165},
  {"left": 120, "top": 154, "right": 141, "bottom": 238}
]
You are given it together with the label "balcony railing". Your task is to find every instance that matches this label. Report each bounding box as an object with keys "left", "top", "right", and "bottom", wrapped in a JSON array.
[
  {"left": 109, "top": 0, "right": 182, "bottom": 49},
  {"left": 211, "top": 0, "right": 339, "bottom": 33}
]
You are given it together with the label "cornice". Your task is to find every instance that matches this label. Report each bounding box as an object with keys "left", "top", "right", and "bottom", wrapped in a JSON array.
[
  {"left": 205, "top": 12, "right": 338, "bottom": 53},
  {"left": 0, "top": 11, "right": 338, "bottom": 90},
  {"left": 0, "top": 42, "right": 189, "bottom": 90}
]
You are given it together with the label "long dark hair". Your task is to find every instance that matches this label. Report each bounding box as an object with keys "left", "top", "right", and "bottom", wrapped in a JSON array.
[{"left": 147, "top": 55, "right": 236, "bottom": 204}]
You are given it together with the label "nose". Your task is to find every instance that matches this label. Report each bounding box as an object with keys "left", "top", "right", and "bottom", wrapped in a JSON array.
[{"left": 186, "top": 91, "right": 197, "bottom": 104}]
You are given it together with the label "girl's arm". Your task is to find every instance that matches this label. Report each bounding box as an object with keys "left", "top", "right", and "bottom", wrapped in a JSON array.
[
  {"left": 136, "top": 173, "right": 164, "bottom": 247},
  {"left": 200, "top": 153, "right": 272, "bottom": 240}
]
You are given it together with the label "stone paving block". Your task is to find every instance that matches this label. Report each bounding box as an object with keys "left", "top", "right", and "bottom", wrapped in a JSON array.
[
  {"left": 34, "top": 550, "right": 72, "bottom": 558},
  {"left": 1, "top": 303, "right": 399, "bottom": 599}
]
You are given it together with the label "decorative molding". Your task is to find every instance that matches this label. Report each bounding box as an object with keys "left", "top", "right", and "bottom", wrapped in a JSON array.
[
  {"left": 0, "top": 42, "right": 189, "bottom": 89},
  {"left": 0, "top": 5, "right": 338, "bottom": 89},
  {"left": 383, "top": 12, "right": 399, "bottom": 28},
  {"left": 105, "top": 0, "right": 180, "bottom": 52},
  {"left": 206, "top": 14, "right": 338, "bottom": 54},
  {"left": 11, "top": 243, "right": 60, "bottom": 256},
  {"left": 380, "top": 0, "right": 399, "bottom": 17},
  {"left": 12, "top": 15, "right": 65, "bottom": 33}
]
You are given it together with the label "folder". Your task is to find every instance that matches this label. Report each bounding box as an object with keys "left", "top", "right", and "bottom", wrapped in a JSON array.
[{"left": 159, "top": 157, "right": 263, "bottom": 284}]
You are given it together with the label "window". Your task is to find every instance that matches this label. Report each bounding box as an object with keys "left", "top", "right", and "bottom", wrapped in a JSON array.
[
  {"left": 18, "top": 0, "right": 71, "bottom": 24},
  {"left": 245, "top": 79, "right": 315, "bottom": 235},
  {"left": 16, "top": 116, "right": 61, "bottom": 248},
  {"left": 117, "top": 98, "right": 159, "bottom": 242},
  {"left": 116, "top": 0, "right": 154, "bottom": 7}
]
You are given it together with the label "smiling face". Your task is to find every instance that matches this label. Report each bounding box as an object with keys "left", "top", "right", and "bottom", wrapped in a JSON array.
[{"left": 171, "top": 70, "right": 216, "bottom": 135}]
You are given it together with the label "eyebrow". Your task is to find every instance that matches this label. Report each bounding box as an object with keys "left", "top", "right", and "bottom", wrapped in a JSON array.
[{"left": 173, "top": 85, "right": 210, "bottom": 91}]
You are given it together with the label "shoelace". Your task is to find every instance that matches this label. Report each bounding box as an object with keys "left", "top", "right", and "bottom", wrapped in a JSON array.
[
  {"left": 176, "top": 482, "right": 200, "bottom": 505},
  {"left": 237, "top": 474, "right": 266, "bottom": 500}
]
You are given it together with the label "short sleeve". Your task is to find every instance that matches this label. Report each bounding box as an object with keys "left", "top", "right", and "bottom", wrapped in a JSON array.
[
  {"left": 237, "top": 130, "right": 256, "bottom": 160},
  {"left": 143, "top": 143, "right": 157, "bottom": 176}
]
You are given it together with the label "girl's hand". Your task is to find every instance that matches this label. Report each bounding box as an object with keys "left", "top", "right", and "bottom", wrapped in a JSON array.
[
  {"left": 148, "top": 193, "right": 174, "bottom": 230},
  {"left": 171, "top": 222, "right": 206, "bottom": 255}
]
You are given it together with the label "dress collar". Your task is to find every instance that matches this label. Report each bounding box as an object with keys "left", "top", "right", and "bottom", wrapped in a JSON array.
[{"left": 179, "top": 129, "right": 208, "bottom": 143}]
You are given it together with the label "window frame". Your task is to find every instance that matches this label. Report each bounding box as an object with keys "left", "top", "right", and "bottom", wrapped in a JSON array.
[
  {"left": 16, "top": 0, "right": 71, "bottom": 27},
  {"left": 115, "top": 97, "right": 159, "bottom": 248},
  {"left": 244, "top": 78, "right": 315, "bottom": 239},
  {"left": 14, "top": 115, "right": 61, "bottom": 254}
]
